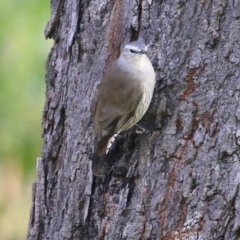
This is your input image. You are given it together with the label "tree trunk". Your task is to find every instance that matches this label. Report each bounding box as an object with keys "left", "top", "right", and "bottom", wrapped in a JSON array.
[{"left": 28, "top": 0, "right": 240, "bottom": 239}]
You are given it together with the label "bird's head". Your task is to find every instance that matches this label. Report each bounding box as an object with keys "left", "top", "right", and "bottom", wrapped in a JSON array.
[{"left": 120, "top": 40, "right": 149, "bottom": 65}]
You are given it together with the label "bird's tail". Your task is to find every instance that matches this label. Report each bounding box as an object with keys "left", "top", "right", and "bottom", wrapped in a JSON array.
[
  {"left": 92, "top": 137, "right": 108, "bottom": 175},
  {"left": 92, "top": 132, "right": 116, "bottom": 175},
  {"left": 92, "top": 153, "right": 105, "bottom": 176}
]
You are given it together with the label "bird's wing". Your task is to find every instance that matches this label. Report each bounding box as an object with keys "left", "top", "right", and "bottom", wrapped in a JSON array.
[
  {"left": 94, "top": 73, "right": 143, "bottom": 138},
  {"left": 98, "top": 105, "right": 137, "bottom": 135},
  {"left": 92, "top": 61, "right": 145, "bottom": 156},
  {"left": 90, "top": 82, "right": 100, "bottom": 115}
]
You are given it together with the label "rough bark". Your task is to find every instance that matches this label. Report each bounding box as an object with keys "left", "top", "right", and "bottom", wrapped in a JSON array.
[{"left": 28, "top": 0, "right": 240, "bottom": 239}]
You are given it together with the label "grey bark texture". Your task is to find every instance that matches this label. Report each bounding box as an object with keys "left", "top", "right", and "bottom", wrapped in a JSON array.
[{"left": 28, "top": 0, "right": 240, "bottom": 239}]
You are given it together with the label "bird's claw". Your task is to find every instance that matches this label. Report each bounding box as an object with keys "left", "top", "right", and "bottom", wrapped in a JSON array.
[{"left": 135, "top": 124, "right": 148, "bottom": 134}]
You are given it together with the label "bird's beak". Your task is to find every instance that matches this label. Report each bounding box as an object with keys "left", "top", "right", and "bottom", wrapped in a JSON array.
[{"left": 140, "top": 50, "right": 147, "bottom": 55}]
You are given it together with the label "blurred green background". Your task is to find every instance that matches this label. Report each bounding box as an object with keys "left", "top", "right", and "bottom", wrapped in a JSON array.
[{"left": 0, "top": 0, "right": 52, "bottom": 239}]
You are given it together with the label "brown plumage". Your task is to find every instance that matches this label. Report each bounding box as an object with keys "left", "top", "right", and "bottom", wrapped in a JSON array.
[{"left": 91, "top": 40, "right": 155, "bottom": 175}]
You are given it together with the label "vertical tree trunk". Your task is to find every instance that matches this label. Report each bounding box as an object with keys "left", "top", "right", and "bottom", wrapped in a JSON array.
[{"left": 28, "top": 0, "right": 240, "bottom": 239}]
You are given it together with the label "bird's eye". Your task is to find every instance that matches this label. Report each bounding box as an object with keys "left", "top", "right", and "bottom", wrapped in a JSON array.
[{"left": 130, "top": 49, "right": 138, "bottom": 54}]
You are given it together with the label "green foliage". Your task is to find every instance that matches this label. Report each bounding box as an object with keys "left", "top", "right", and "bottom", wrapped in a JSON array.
[
  {"left": 0, "top": 0, "right": 52, "bottom": 239},
  {"left": 0, "top": 0, "right": 52, "bottom": 175},
  {"left": 0, "top": 0, "right": 52, "bottom": 238}
]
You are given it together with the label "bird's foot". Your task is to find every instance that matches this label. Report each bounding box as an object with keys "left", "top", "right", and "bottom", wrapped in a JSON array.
[{"left": 135, "top": 124, "right": 149, "bottom": 134}]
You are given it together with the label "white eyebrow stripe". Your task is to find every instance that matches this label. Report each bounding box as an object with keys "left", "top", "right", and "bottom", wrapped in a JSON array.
[{"left": 124, "top": 45, "right": 141, "bottom": 52}]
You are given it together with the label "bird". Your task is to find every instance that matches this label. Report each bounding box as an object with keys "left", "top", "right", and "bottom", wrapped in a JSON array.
[{"left": 90, "top": 40, "right": 156, "bottom": 175}]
